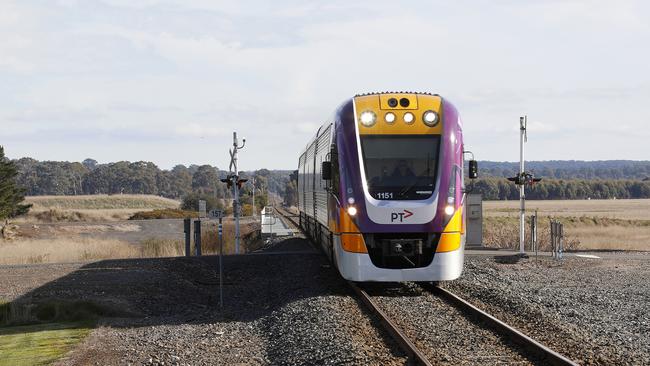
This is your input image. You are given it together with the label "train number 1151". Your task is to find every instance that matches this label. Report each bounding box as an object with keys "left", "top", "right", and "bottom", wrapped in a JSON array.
[{"left": 375, "top": 192, "right": 393, "bottom": 199}]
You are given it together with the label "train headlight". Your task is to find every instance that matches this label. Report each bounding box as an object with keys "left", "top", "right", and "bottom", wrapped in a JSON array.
[
  {"left": 444, "top": 205, "right": 455, "bottom": 216},
  {"left": 403, "top": 112, "right": 415, "bottom": 124},
  {"left": 360, "top": 111, "right": 376, "bottom": 127},
  {"left": 422, "top": 110, "right": 439, "bottom": 127},
  {"left": 347, "top": 206, "right": 357, "bottom": 216},
  {"left": 385, "top": 112, "right": 396, "bottom": 124}
]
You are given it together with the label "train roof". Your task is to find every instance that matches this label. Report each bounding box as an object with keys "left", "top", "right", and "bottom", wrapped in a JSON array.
[{"left": 354, "top": 91, "right": 440, "bottom": 97}]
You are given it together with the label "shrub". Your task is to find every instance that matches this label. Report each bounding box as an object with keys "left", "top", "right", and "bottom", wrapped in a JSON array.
[
  {"left": 180, "top": 193, "right": 222, "bottom": 212},
  {"left": 129, "top": 209, "right": 198, "bottom": 220}
]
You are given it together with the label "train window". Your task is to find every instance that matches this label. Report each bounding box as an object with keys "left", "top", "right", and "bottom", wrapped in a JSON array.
[
  {"left": 331, "top": 145, "right": 340, "bottom": 199},
  {"left": 360, "top": 135, "right": 440, "bottom": 200}
]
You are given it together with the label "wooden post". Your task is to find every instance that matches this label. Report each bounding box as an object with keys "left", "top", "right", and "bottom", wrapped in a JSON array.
[
  {"left": 184, "top": 218, "right": 191, "bottom": 257},
  {"left": 194, "top": 220, "right": 202, "bottom": 256}
]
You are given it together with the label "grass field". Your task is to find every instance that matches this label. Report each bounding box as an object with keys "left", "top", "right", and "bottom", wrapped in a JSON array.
[
  {"left": 20, "top": 195, "right": 180, "bottom": 222},
  {"left": 0, "top": 238, "right": 140, "bottom": 265},
  {"left": 484, "top": 199, "right": 650, "bottom": 220},
  {"left": 0, "top": 322, "right": 91, "bottom": 366},
  {"left": 0, "top": 221, "right": 260, "bottom": 265},
  {"left": 483, "top": 199, "right": 650, "bottom": 251}
]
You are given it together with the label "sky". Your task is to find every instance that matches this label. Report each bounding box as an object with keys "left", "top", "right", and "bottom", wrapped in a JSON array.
[{"left": 1, "top": 0, "right": 649, "bottom": 170}]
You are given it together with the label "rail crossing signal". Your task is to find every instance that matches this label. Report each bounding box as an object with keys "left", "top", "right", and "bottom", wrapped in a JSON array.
[
  {"left": 506, "top": 116, "right": 545, "bottom": 256},
  {"left": 222, "top": 132, "right": 246, "bottom": 254},
  {"left": 507, "top": 172, "right": 542, "bottom": 186}
]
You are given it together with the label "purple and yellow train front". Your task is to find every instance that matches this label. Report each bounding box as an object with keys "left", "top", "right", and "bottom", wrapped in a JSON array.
[{"left": 298, "top": 92, "right": 472, "bottom": 282}]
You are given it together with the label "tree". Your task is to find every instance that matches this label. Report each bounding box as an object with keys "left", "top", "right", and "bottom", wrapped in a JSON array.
[
  {"left": 181, "top": 192, "right": 223, "bottom": 212},
  {"left": 0, "top": 146, "right": 32, "bottom": 220},
  {"left": 283, "top": 180, "right": 298, "bottom": 207},
  {"left": 168, "top": 165, "right": 193, "bottom": 198},
  {"left": 82, "top": 158, "right": 98, "bottom": 171},
  {"left": 192, "top": 165, "right": 220, "bottom": 195}
]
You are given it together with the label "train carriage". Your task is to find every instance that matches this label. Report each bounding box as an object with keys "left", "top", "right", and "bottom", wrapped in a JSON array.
[{"left": 298, "top": 92, "right": 477, "bottom": 282}]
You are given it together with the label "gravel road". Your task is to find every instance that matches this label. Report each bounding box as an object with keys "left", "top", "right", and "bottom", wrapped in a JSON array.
[
  {"left": 444, "top": 253, "right": 650, "bottom": 365},
  {"left": 2, "top": 236, "right": 407, "bottom": 365}
]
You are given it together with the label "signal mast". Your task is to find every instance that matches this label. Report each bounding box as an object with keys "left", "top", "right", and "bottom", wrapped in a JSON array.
[
  {"left": 506, "top": 116, "right": 541, "bottom": 256},
  {"left": 221, "top": 132, "right": 247, "bottom": 254}
]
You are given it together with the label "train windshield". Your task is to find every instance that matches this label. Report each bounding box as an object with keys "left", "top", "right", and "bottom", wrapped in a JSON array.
[{"left": 360, "top": 135, "right": 440, "bottom": 200}]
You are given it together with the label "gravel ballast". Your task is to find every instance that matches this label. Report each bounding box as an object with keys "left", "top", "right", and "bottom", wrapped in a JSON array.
[
  {"left": 2, "top": 236, "right": 407, "bottom": 365},
  {"left": 364, "top": 282, "right": 540, "bottom": 365},
  {"left": 3, "top": 236, "right": 649, "bottom": 365},
  {"left": 445, "top": 253, "right": 650, "bottom": 365}
]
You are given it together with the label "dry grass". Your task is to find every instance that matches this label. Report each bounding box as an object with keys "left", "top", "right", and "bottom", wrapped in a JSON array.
[
  {"left": 19, "top": 195, "right": 180, "bottom": 223},
  {"left": 484, "top": 199, "right": 650, "bottom": 220},
  {"left": 568, "top": 226, "right": 650, "bottom": 251},
  {"left": 25, "top": 195, "right": 180, "bottom": 210},
  {"left": 0, "top": 238, "right": 139, "bottom": 265},
  {"left": 483, "top": 199, "right": 650, "bottom": 251},
  {"left": 484, "top": 216, "right": 581, "bottom": 251},
  {"left": 0, "top": 221, "right": 262, "bottom": 265}
]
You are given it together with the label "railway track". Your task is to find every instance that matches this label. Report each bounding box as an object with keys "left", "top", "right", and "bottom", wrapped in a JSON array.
[{"left": 274, "top": 207, "right": 578, "bottom": 366}]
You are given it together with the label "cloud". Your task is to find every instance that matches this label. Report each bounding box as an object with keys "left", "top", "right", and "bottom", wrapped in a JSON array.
[
  {"left": 1, "top": 1, "right": 650, "bottom": 167},
  {"left": 174, "top": 123, "right": 226, "bottom": 138}
]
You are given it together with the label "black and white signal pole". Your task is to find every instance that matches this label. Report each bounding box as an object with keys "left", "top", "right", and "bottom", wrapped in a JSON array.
[
  {"left": 519, "top": 116, "right": 527, "bottom": 256},
  {"left": 507, "top": 116, "right": 541, "bottom": 257}
]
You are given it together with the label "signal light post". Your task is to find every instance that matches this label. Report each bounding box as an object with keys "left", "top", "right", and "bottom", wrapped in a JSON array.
[
  {"left": 507, "top": 116, "right": 542, "bottom": 257},
  {"left": 223, "top": 131, "right": 246, "bottom": 255},
  {"left": 519, "top": 116, "right": 526, "bottom": 256}
]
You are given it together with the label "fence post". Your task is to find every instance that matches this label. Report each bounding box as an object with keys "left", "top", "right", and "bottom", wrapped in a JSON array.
[
  {"left": 194, "top": 220, "right": 202, "bottom": 256},
  {"left": 530, "top": 212, "right": 538, "bottom": 258},
  {"left": 558, "top": 222, "right": 564, "bottom": 259},
  {"left": 184, "top": 218, "right": 191, "bottom": 257},
  {"left": 554, "top": 221, "right": 558, "bottom": 259},
  {"left": 218, "top": 217, "right": 223, "bottom": 308},
  {"left": 550, "top": 221, "right": 556, "bottom": 259}
]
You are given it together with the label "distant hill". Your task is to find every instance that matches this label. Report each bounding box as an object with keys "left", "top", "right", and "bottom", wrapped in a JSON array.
[{"left": 476, "top": 160, "right": 650, "bottom": 180}]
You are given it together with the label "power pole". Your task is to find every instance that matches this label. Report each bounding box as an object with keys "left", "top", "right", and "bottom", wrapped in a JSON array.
[{"left": 519, "top": 116, "right": 527, "bottom": 256}]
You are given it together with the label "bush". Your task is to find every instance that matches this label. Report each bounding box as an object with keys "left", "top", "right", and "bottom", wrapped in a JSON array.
[
  {"left": 129, "top": 209, "right": 198, "bottom": 220},
  {"left": 34, "top": 209, "right": 90, "bottom": 222},
  {"left": 180, "top": 193, "right": 222, "bottom": 212}
]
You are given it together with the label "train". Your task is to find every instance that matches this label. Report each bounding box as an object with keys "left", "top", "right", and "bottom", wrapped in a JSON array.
[{"left": 297, "top": 92, "right": 478, "bottom": 282}]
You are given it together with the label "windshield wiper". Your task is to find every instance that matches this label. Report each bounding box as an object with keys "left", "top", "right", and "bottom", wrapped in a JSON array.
[
  {"left": 399, "top": 154, "right": 431, "bottom": 198},
  {"left": 398, "top": 171, "right": 430, "bottom": 197}
]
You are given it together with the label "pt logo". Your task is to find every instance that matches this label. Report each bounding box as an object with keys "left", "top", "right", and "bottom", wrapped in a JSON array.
[{"left": 391, "top": 209, "right": 413, "bottom": 222}]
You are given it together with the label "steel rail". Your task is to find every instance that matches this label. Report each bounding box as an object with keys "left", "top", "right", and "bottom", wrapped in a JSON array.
[
  {"left": 422, "top": 283, "right": 579, "bottom": 366},
  {"left": 348, "top": 283, "right": 433, "bottom": 366},
  {"left": 277, "top": 207, "right": 578, "bottom": 365},
  {"left": 275, "top": 207, "right": 433, "bottom": 365}
]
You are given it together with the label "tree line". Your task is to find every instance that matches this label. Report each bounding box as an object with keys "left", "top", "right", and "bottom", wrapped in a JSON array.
[
  {"left": 477, "top": 160, "right": 650, "bottom": 180},
  {"left": 15, "top": 158, "right": 288, "bottom": 197},
  {"left": 471, "top": 177, "right": 650, "bottom": 200},
  {"left": 9, "top": 156, "right": 650, "bottom": 215}
]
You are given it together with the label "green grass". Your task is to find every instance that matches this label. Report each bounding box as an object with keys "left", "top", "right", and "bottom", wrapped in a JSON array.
[
  {"left": 0, "top": 322, "right": 92, "bottom": 366},
  {"left": 0, "top": 299, "right": 130, "bottom": 365}
]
